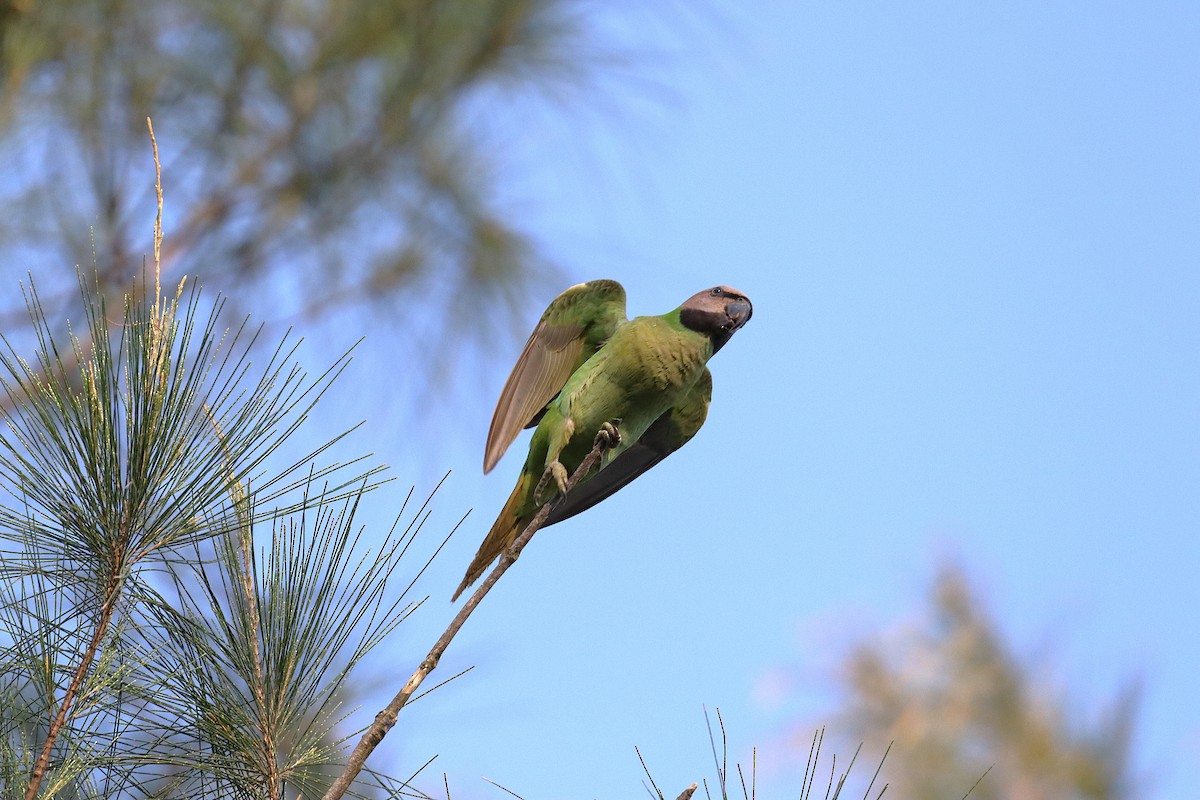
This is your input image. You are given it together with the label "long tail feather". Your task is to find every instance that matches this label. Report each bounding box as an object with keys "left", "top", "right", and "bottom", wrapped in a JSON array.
[{"left": 451, "top": 475, "right": 529, "bottom": 601}]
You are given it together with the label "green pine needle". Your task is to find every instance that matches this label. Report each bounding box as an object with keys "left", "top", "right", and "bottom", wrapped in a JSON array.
[{"left": 0, "top": 271, "right": 440, "bottom": 798}]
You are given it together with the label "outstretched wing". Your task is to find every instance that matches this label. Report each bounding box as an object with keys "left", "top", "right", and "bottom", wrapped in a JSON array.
[
  {"left": 484, "top": 279, "right": 626, "bottom": 473},
  {"left": 545, "top": 368, "right": 713, "bottom": 526}
]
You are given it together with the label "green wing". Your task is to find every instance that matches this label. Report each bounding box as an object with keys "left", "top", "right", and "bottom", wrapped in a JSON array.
[
  {"left": 484, "top": 279, "right": 627, "bottom": 473},
  {"left": 545, "top": 368, "right": 712, "bottom": 526}
]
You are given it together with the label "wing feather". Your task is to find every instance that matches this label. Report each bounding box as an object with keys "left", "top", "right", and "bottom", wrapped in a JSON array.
[
  {"left": 483, "top": 280, "right": 626, "bottom": 473},
  {"left": 484, "top": 323, "right": 583, "bottom": 473}
]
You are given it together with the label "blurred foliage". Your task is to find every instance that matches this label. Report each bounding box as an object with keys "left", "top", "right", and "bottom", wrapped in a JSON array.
[
  {"left": 0, "top": 0, "right": 609, "bottom": 353},
  {"left": 834, "top": 567, "right": 1137, "bottom": 799}
]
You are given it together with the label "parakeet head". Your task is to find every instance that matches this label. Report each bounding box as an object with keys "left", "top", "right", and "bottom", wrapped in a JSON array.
[{"left": 679, "top": 285, "right": 752, "bottom": 353}]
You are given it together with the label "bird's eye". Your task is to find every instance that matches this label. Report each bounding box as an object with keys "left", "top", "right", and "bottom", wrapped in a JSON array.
[{"left": 711, "top": 287, "right": 723, "bottom": 296}]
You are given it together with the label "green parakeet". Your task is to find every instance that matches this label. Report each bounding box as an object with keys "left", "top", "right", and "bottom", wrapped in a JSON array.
[{"left": 452, "top": 280, "right": 752, "bottom": 600}]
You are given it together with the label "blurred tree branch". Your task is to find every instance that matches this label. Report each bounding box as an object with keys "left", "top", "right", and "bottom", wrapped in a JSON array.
[
  {"left": 0, "top": 0, "right": 613, "bottom": 375},
  {"left": 829, "top": 567, "right": 1138, "bottom": 800}
]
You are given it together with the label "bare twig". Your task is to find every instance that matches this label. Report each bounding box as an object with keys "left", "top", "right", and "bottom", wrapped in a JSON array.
[{"left": 321, "top": 434, "right": 612, "bottom": 800}]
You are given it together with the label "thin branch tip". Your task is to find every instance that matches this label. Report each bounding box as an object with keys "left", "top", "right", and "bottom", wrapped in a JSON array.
[{"left": 321, "top": 431, "right": 611, "bottom": 800}]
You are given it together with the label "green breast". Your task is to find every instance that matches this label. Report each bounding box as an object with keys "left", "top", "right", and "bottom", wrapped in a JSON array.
[{"left": 556, "top": 315, "right": 711, "bottom": 449}]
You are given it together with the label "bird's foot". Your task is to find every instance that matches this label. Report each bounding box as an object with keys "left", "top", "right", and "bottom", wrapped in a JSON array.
[
  {"left": 534, "top": 460, "right": 569, "bottom": 505},
  {"left": 595, "top": 420, "right": 621, "bottom": 451}
]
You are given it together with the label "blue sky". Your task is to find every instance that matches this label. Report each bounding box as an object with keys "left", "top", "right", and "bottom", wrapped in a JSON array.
[{"left": 330, "top": 3, "right": 1199, "bottom": 797}]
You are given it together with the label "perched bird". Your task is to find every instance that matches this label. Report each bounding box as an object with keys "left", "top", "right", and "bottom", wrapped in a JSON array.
[{"left": 452, "top": 280, "right": 752, "bottom": 600}]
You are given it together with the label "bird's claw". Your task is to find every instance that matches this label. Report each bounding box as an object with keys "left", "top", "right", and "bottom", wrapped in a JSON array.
[
  {"left": 535, "top": 460, "right": 569, "bottom": 505},
  {"left": 595, "top": 421, "right": 621, "bottom": 451}
]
